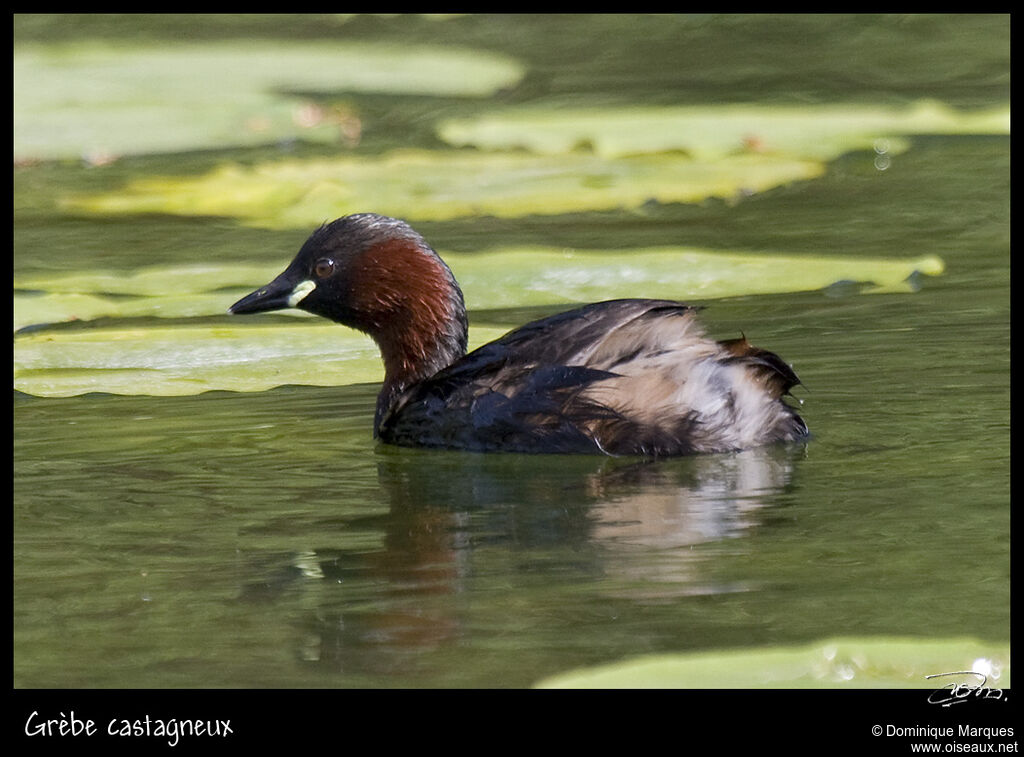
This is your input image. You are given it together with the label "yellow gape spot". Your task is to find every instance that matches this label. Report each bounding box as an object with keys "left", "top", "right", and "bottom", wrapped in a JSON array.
[{"left": 288, "top": 280, "right": 316, "bottom": 307}]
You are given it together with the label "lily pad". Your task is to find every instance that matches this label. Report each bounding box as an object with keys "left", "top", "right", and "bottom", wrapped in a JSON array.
[
  {"left": 65, "top": 149, "right": 826, "bottom": 226},
  {"left": 13, "top": 321, "right": 513, "bottom": 398},
  {"left": 14, "top": 244, "right": 943, "bottom": 397},
  {"left": 13, "top": 263, "right": 287, "bottom": 331},
  {"left": 535, "top": 636, "right": 1010, "bottom": 689},
  {"left": 14, "top": 41, "right": 525, "bottom": 161},
  {"left": 437, "top": 100, "right": 1011, "bottom": 161},
  {"left": 447, "top": 247, "right": 944, "bottom": 307},
  {"left": 14, "top": 248, "right": 943, "bottom": 331}
]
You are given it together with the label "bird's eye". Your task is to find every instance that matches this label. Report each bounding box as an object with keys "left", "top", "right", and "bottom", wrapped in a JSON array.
[{"left": 314, "top": 258, "right": 335, "bottom": 278}]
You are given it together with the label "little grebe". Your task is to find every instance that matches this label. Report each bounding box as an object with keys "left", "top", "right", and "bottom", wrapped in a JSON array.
[{"left": 229, "top": 213, "right": 808, "bottom": 456}]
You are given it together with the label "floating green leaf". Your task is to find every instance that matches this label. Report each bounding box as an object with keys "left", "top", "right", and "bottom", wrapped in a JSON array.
[
  {"left": 14, "top": 41, "right": 525, "bottom": 160},
  {"left": 13, "top": 321, "right": 513, "bottom": 398},
  {"left": 14, "top": 242, "right": 943, "bottom": 397},
  {"left": 438, "top": 100, "right": 1011, "bottom": 161},
  {"left": 15, "top": 249, "right": 942, "bottom": 398},
  {"left": 14, "top": 248, "right": 943, "bottom": 331},
  {"left": 447, "top": 247, "right": 944, "bottom": 307},
  {"left": 535, "top": 636, "right": 1010, "bottom": 689},
  {"left": 14, "top": 263, "right": 277, "bottom": 297},
  {"left": 13, "top": 263, "right": 284, "bottom": 331},
  {"left": 66, "top": 149, "right": 826, "bottom": 226}
]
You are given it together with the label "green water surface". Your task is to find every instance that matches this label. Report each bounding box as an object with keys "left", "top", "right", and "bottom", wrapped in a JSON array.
[{"left": 13, "top": 14, "right": 1009, "bottom": 689}]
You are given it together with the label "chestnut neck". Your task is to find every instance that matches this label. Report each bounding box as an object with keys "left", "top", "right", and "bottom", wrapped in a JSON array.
[{"left": 344, "top": 236, "right": 468, "bottom": 433}]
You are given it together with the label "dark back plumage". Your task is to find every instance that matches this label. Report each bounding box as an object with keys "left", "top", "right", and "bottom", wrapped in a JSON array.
[{"left": 379, "top": 299, "right": 807, "bottom": 456}]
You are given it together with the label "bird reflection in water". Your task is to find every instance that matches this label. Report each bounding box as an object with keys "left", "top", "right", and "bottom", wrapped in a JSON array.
[{"left": 236, "top": 441, "right": 806, "bottom": 676}]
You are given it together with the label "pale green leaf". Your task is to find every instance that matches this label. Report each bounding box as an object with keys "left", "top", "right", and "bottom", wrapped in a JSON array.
[
  {"left": 535, "top": 636, "right": 1010, "bottom": 689},
  {"left": 13, "top": 321, "right": 513, "bottom": 398},
  {"left": 14, "top": 248, "right": 943, "bottom": 330},
  {"left": 438, "top": 100, "right": 1011, "bottom": 160},
  {"left": 14, "top": 41, "right": 525, "bottom": 160},
  {"left": 446, "top": 247, "right": 945, "bottom": 307},
  {"left": 14, "top": 245, "right": 943, "bottom": 397},
  {"left": 65, "top": 149, "right": 826, "bottom": 225},
  {"left": 14, "top": 262, "right": 278, "bottom": 296}
]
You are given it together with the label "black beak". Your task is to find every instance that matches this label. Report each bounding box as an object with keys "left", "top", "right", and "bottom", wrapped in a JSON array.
[{"left": 229, "top": 271, "right": 300, "bottom": 315}]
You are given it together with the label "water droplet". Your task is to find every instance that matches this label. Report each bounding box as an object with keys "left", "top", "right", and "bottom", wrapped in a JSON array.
[{"left": 972, "top": 657, "right": 996, "bottom": 679}]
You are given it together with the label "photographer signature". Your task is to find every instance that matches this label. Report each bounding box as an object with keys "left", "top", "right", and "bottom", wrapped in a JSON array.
[{"left": 926, "top": 670, "right": 1006, "bottom": 707}]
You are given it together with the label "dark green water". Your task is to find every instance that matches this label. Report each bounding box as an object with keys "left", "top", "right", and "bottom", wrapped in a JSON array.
[{"left": 13, "top": 15, "right": 1009, "bottom": 689}]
